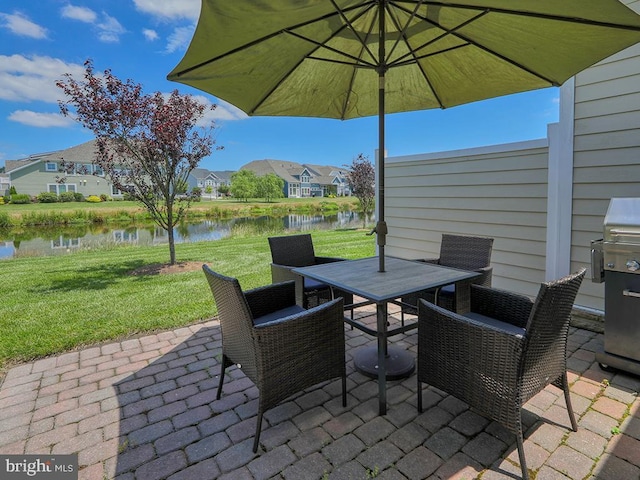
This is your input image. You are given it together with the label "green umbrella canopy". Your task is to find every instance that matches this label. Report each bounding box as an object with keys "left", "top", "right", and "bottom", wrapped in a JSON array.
[
  {"left": 168, "top": 0, "right": 640, "bottom": 271},
  {"left": 169, "top": 0, "right": 640, "bottom": 119}
]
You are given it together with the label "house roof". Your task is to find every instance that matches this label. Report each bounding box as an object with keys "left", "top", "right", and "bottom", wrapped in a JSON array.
[
  {"left": 5, "top": 140, "right": 98, "bottom": 175},
  {"left": 241, "top": 159, "right": 345, "bottom": 185}
]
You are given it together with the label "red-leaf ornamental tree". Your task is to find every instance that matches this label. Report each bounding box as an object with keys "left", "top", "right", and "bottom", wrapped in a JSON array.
[
  {"left": 345, "top": 154, "right": 375, "bottom": 228},
  {"left": 57, "top": 59, "right": 219, "bottom": 265}
]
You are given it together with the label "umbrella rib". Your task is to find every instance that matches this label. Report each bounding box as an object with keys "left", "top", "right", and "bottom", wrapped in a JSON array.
[
  {"left": 286, "top": 30, "right": 377, "bottom": 69},
  {"left": 329, "top": 0, "right": 379, "bottom": 67},
  {"left": 411, "top": 0, "right": 640, "bottom": 31},
  {"left": 247, "top": 3, "right": 380, "bottom": 117}
]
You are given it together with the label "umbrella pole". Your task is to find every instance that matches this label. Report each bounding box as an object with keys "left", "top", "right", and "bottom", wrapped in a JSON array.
[{"left": 377, "top": 0, "right": 387, "bottom": 273}]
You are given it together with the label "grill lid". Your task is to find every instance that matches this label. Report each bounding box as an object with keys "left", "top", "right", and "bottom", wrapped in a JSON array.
[{"left": 604, "top": 198, "right": 640, "bottom": 244}]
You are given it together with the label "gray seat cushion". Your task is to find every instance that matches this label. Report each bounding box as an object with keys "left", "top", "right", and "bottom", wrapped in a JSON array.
[
  {"left": 254, "top": 305, "right": 306, "bottom": 326},
  {"left": 463, "top": 312, "right": 526, "bottom": 338}
]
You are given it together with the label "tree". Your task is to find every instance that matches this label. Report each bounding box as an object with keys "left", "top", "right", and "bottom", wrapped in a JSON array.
[
  {"left": 218, "top": 184, "right": 230, "bottom": 197},
  {"left": 230, "top": 170, "right": 257, "bottom": 201},
  {"left": 257, "top": 173, "right": 285, "bottom": 202},
  {"left": 345, "top": 154, "right": 375, "bottom": 228},
  {"left": 56, "top": 59, "right": 219, "bottom": 265}
]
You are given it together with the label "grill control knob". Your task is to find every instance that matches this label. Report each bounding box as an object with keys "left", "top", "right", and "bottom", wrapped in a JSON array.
[{"left": 626, "top": 260, "right": 640, "bottom": 272}]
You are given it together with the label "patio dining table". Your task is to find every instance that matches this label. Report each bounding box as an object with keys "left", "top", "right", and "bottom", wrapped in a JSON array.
[{"left": 293, "top": 256, "right": 479, "bottom": 415}]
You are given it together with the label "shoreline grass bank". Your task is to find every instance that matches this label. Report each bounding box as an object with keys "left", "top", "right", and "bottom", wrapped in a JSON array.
[
  {"left": 0, "top": 197, "right": 361, "bottom": 227},
  {"left": 0, "top": 229, "right": 375, "bottom": 372}
]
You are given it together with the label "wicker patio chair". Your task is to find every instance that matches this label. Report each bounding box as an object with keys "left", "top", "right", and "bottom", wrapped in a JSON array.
[
  {"left": 401, "top": 234, "right": 494, "bottom": 318},
  {"left": 202, "top": 264, "right": 347, "bottom": 453},
  {"left": 268, "top": 233, "right": 353, "bottom": 310},
  {"left": 417, "top": 268, "right": 586, "bottom": 480}
]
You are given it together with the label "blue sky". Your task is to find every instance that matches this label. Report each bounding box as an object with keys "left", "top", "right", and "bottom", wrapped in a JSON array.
[{"left": 1, "top": 1, "right": 561, "bottom": 172}]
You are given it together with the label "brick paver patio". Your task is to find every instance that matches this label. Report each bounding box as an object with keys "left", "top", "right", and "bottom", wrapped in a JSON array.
[{"left": 1, "top": 303, "right": 639, "bottom": 479}]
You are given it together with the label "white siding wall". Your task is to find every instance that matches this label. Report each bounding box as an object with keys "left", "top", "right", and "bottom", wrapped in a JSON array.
[
  {"left": 571, "top": 0, "right": 640, "bottom": 310},
  {"left": 384, "top": 141, "right": 550, "bottom": 297}
]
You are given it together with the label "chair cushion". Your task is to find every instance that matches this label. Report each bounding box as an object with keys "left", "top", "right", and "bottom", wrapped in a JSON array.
[
  {"left": 254, "top": 305, "right": 306, "bottom": 326},
  {"left": 304, "top": 278, "right": 330, "bottom": 291},
  {"left": 464, "top": 312, "right": 526, "bottom": 337},
  {"left": 438, "top": 284, "right": 455, "bottom": 297}
]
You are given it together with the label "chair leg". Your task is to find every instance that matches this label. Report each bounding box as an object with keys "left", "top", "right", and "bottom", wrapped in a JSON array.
[
  {"left": 216, "top": 355, "right": 232, "bottom": 400},
  {"left": 561, "top": 372, "right": 578, "bottom": 431},
  {"left": 417, "top": 379, "right": 423, "bottom": 413},
  {"left": 341, "top": 374, "right": 347, "bottom": 407},
  {"left": 253, "top": 409, "right": 264, "bottom": 453},
  {"left": 516, "top": 431, "right": 529, "bottom": 480}
]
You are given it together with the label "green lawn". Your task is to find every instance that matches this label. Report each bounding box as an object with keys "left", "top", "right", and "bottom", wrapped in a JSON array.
[{"left": 0, "top": 229, "right": 375, "bottom": 371}]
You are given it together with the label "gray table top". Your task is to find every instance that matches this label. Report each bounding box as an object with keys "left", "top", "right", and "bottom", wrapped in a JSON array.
[{"left": 293, "top": 256, "right": 478, "bottom": 303}]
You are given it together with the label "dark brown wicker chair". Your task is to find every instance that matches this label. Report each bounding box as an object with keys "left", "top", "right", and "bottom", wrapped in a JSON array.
[
  {"left": 401, "top": 234, "right": 494, "bottom": 318},
  {"left": 417, "top": 268, "right": 586, "bottom": 480},
  {"left": 202, "top": 264, "right": 347, "bottom": 453},
  {"left": 268, "top": 233, "right": 353, "bottom": 310}
]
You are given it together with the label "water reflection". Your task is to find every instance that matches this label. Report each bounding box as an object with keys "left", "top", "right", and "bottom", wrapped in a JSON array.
[{"left": 0, "top": 211, "right": 365, "bottom": 259}]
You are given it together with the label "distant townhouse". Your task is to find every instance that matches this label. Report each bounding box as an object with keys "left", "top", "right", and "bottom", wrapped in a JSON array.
[
  {"left": 189, "top": 168, "right": 233, "bottom": 197},
  {"left": 5, "top": 140, "right": 114, "bottom": 198},
  {"left": 4, "top": 139, "right": 228, "bottom": 199},
  {"left": 241, "top": 159, "right": 351, "bottom": 198}
]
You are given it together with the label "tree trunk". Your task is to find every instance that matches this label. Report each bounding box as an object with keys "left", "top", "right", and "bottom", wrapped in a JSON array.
[{"left": 167, "top": 206, "right": 176, "bottom": 265}]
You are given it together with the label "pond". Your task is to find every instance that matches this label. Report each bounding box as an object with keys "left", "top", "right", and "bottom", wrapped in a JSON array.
[{"left": 0, "top": 211, "right": 368, "bottom": 259}]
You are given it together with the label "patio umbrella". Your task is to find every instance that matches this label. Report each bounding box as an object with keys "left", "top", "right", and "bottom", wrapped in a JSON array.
[{"left": 168, "top": 0, "right": 640, "bottom": 272}]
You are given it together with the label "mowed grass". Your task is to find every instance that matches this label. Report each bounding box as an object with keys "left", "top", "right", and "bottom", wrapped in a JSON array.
[{"left": 0, "top": 229, "right": 375, "bottom": 371}]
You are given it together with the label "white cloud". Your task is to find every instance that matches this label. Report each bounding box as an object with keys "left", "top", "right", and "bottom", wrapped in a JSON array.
[
  {"left": 165, "top": 25, "right": 195, "bottom": 54},
  {"left": 0, "top": 11, "right": 47, "bottom": 39},
  {"left": 0, "top": 54, "right": 85, "bottom": 103},
  {"left": 96, "top": 13, "right": 126, "bottom": 43},
  {"left": 143, "top": 28, "right": 158, "bottom": 41},
  {"left": 60, "top": 6, "right": 125, "bottom": 43},
  {"left": 133, "top": 0, "right": 200, "bottom": 21},
  {"left": 60, "top": 5, "right": 97, "bottom": 23},
  {"left": 8, "top": 110, "right": 75, "bottom": 128},
  {"left": 188, "top": 95, "right": 248, "bottom": 124}
]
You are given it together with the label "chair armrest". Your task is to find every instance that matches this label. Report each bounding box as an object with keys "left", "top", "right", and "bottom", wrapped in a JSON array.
[
  {"left": 417, "top": 257, "right": 440, "bottom": 265},
  {"left": 470, "top": 284, "right": 533, "bottom": 328},
  {"left": 315, "top": 256, "right": 347, "bottom": 264},
  {"left": 245, "top": 281, "right": 296, "bottom": 319},
  {"left": 270, "top": 263, "right": 299, "bottom": 284},
  {"left": 474, "top": 266, "right": 492, "bottom": 287}
]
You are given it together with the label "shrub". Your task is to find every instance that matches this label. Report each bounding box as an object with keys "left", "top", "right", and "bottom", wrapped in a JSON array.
[
  {"left": 74, "top": 192, "right": 85, "bottom": 202},
  {"left": 99, "top": 194, "right": 112, "bottom": 202},
  {"left": 36, "top": 192, "right": 59, "bottom": 203},
  {"left": 9, "top": 186, "right": 17, "bottom": 195},
  {"left": 86, "top": 195, "right": 102, "bottom": 203},
  {"left": 11, "top": 193, "right": 32, "bottom": 204},
  {"left": 59, "top": 191, "right": 76, "bottom": 202}
]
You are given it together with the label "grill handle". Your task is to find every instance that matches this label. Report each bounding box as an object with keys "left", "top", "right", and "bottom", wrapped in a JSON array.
[
  {"left": 609, "top": 229, "right": 640, "bottom": 237},
  {"left": 622, "top": 289, "right": 640, "bottom": 298}
]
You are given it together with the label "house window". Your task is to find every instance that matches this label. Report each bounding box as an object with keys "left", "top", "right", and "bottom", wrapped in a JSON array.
[
  {"left": 301, "top": 173, "right": 310, "bottom": 183},
  {"left": 48, "top": 184, "right": 76, "bottom": 194},
  {"left": 93, "top": 165, "right": 104, "bottom": 176},
  {"left": 289, "top": 184, "right": 300, "bottom": 197},
  {"left": 301, "top": 187, "right": 311, "bottom": 197},
  {"left": 45, "top": 162, "right": 57, "bottom": 172}
]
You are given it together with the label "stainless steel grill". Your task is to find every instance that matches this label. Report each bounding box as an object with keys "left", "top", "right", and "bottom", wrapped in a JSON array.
[{"left": 591, "top": 197, "right": 640, "bottom": 376}]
